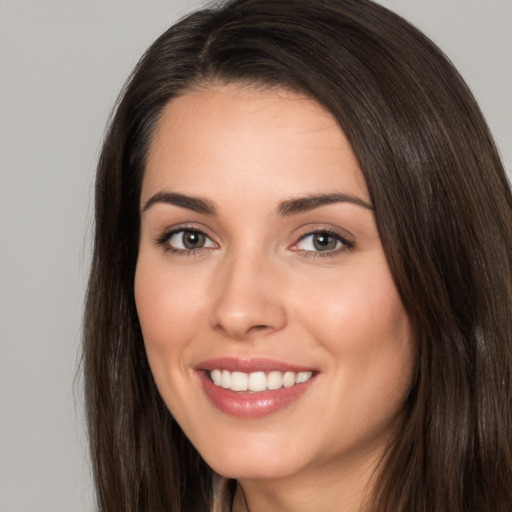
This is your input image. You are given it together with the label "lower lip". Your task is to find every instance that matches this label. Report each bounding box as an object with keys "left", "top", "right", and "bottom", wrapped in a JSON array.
[{"left": 198, "top": 371, "right": 316, "bottom": 418}]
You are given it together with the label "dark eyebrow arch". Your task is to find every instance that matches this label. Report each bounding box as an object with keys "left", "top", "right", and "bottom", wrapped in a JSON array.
[
  {"left": 142, "top": 192, "right": 216, "bottom": 215},
  {"left": 277, "top": 193, "right": 373, "bottom": 215}
]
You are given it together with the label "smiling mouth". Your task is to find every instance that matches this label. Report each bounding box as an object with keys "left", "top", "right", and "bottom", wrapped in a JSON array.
[
  {"left": 198, "top": 361, "right": 318, "bottom": 417},
  {"left": 208, "top": 369, "right": 314, "bottom": 392}
]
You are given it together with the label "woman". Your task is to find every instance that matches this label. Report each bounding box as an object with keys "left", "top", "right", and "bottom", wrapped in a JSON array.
[{"left": 83, "top": 0, "right": 512, "bottom": 510}]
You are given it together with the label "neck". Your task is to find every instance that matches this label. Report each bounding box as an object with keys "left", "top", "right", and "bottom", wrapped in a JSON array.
[{"left": 232, "top": 483, "right": 250, "bottom": 512}]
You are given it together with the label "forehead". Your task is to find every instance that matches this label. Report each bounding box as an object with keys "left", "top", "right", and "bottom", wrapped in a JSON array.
[{"left": 142, "top": 84, "right": 368, "bottom": 205}]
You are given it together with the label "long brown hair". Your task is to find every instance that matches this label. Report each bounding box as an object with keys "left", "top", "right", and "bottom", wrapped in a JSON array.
[{"left": 83, "top": 0, "right": 512, "bottom": 510}]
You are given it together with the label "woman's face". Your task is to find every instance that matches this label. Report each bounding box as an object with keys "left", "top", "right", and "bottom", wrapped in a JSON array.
[{"left": 135, "top": 84, "right": 415, "bottom": 485}]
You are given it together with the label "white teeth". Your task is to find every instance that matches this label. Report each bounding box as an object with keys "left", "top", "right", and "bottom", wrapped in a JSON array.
[
  {"left": 209, "top": 369, "right": 314, "bottom": 392},
  {"left": 283, "top": 371, "right": 295, "bottom": 388},
  {"left": 267, "top": 371, "right": 283, "bottom": 390},
  {"left": 221, "top": 370, "right": 231, "bottom": 389},
  {"left": 211, "top": 369, "right": 222, "bottom": 386},
  {"left": 231, "top": 371, "right": 248, "bottom": 391},
  {"left": 296, "top": 371, "right": 313, "bottom": 384},
  {"left": 248, "top": 372, "right": 267, "bottom": 392}
]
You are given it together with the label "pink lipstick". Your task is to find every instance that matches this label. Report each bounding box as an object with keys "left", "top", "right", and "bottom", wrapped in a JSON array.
[{"left": 196, "top": 358, "right": 317, "bottom": 418}]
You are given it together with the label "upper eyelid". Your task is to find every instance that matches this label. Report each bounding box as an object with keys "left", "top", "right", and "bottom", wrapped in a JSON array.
[
  {"left": 155, "top": 223, "right": 215, "bottom": 239},
  {"left": 169, "top": 227, "right": 214, "bottom": 239},
  {"left": 298, "top": 228, "right": 348, "bottom": 239},
  {"left": 292, "top": 224, "right": 354, "bottom": 243}
]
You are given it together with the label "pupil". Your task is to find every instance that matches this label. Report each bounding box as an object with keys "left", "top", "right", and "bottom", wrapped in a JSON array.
[
  {"left": 313, "top": 233, "right": 336, "bottom": 251},
  {"left": 183, "top": 231, "right": 204, "bottom": 249}
]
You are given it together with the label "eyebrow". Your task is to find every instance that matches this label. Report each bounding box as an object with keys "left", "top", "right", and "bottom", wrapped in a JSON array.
[
  {"left": 277, "top": 193, "right": 373, "bottom": 215},
  {"left": 142, "top": 191, "right": 373, "bottom": 216},
  {"left": 142, "top": 192, "right": 216, "bottom": 215}
]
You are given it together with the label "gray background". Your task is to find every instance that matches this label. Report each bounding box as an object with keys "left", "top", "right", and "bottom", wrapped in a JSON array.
[{"left": 0, "top": 1, "right": 510, "bottom": 511}]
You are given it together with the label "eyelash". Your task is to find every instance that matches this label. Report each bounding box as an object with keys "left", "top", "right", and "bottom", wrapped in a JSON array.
[
  {"left": 155, "top": 226, "right": 355, "bottom": 257},
  {"left": 292, "top": 228, "right": 355, "bottom": 258},
  {"left": 155, "top": 225, "right": 216, "bottom": 257}
]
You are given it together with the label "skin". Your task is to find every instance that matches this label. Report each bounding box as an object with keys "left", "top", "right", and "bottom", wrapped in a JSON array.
[{"left": 135, "top": 84, "right": 415, "bottom": 512}]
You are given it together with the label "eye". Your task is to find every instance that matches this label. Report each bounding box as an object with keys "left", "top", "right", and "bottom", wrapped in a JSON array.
[
  {"left": 294, "top": 230, "right": 352, "bottom": 254},
  {"left": 165, "top": 229, "right": 216, "bottom": 251}
]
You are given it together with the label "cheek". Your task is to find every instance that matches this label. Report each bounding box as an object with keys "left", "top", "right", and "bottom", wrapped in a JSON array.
[
  {"left": 134, "top": 256, "right": 211, "bottom": 426},
  {"left": 290, "top": 264, "right": 414, "bottom": 425},
  {"left": 293, "top": 265, "right": 410, "bottom": 352},
  {"left": 134, "top": 257, "right": 203, "bottom": 360}
]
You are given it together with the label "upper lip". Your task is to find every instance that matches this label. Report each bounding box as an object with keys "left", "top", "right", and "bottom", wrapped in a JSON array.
[{"left": 195, "top": 357, "right": 317, "bottom": 373}]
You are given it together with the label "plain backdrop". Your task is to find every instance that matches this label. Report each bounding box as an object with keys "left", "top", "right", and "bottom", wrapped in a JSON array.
[{"left": 0, "top": 1, "right": 510, "bottom": 511}]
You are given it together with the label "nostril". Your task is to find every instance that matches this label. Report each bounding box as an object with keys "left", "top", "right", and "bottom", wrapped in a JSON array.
[
  {"left": 212, "top": 322, "right": 272, "bottom": 340},
  {"left": 208, "top": 277, "right": 288, "bottom": 338},
  {"left": 248, "top": 325, "right": 270, "bottom": 334}
]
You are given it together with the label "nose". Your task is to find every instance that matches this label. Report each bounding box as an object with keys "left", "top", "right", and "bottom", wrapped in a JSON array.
[{"left": 208, "top": 251, "right": 287, "bottom": 340}]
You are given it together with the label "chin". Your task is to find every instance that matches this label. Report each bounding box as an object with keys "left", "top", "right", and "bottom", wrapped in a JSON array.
[
  {"left": 196, "top": 431, "right": 307, "bottom": 481},
  {"left": 210, "top": 457, "right": 301, "bottom": 481}
]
